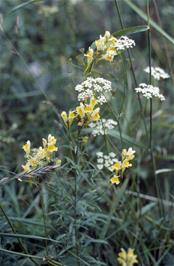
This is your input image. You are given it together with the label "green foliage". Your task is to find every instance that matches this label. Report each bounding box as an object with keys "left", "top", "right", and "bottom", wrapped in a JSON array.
[{"left": 0, "top": 0, "right": 174, "bottom": 266}]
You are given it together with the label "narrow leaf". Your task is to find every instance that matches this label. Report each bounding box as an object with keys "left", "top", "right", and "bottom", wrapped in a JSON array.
[
  {"left": 113, "top": 25, "right": 149, "bottom": 37},
  {"left": 10, "top": 0, "right": 42, "bottom": 13}
]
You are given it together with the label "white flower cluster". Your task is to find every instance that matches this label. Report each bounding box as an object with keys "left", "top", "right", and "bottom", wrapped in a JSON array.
[
  {"left": 75, "top": 77, "right": 112, "bottom": 104},
  {"left": 135, "top": 83, "right": 165, "bottom": 101},
  {"left": 116, "top": 36, "right": 135, "bottom": 51},
  {"left": 89, "top": 119, "right": 117, "bottom": 136},
  {"left": 96, "top": 152, "right": 118, "bottom": 171},
  {"left": 144, "top": 66, "right": 170, "bottom": 80}
]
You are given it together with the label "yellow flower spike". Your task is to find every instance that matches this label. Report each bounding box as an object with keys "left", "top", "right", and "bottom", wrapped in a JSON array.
[
  {"left": 110, "top": 175, "right": 120, "bottom": 185},
  {"left": 47, "top": 134, "right": 58, "bottom": 153},
  {"left": 118, "top": 248, "right": 138, "bottom": 266},
  {"left": 22, "top": 140, "right": 31, "bottom": 155},
  {"left": 61, "top": 111, "right": 76, "bottom": 128},
  {"left": 22, "top": 134, "right": 60, "bottom": 173},
  {"left": 84, "top": 47, "right": 94, "bottom": 64}
]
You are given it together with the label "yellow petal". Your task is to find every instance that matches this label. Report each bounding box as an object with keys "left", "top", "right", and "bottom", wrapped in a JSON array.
[
  {"left": 111, "top": 161, "right": 122, "bottom": 171},
  {"left": 61, "top": 111, "right": 68, "bottom": 123}
]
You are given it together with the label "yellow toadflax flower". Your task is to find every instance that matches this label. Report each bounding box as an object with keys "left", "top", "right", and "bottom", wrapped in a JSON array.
[
  {"left": 22, "top": 134, "right": 60, "bottom": 173},
  {"left": 42, "top": 134, "right": 58, "bottom": 153},
  {"left": 84, "top": 30, "right": 118, "bottom": 70},
  {"left": 110, "top": 148, "right": 136, "bottom": 185},
  {"left": 117, "top": 248, "right": 138, "bottom": 266},
  {"left": 84, "top": 47, "right": 94, "bottom": 65},
  {"left": 76, "top": 97, "right": 100, "bottom": 126},
  {"left": 61, "top": 111, "right": 76, "bottom": 128},
  {"left": 110, "top": 175, "right": 120, "bottom": 185},
  {"left": 22, "top": 140, "right": 31, "bottom": 155}
]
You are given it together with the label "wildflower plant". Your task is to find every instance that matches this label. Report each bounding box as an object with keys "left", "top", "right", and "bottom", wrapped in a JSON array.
[{"left": 1, "top": 1, "right": 173, "bottom": 265}]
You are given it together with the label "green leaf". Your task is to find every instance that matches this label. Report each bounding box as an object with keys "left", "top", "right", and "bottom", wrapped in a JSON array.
[
  {"left": 140, "top": 202, "right": 156, "bottom": 216},
  {"left": 113, "top": 25, "right": 149, "bottom": 37},
  {"left": 123, "top": 0, "right": 174, "bottom": 45},
  {"left": 10, "top": 0, "right": 42, "bottom": 14}
]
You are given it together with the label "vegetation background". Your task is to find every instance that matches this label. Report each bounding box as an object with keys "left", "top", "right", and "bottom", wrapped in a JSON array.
[{"left": 0, "top": 0, "right": 174, "bottom": 265}]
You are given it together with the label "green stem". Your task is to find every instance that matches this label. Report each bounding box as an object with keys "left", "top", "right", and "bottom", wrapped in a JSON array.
[
  {"left": 114, "top": 0, "right": 149, "bottom": 141},
  {"left": 74, "top": 127, "right": 81, "bottom": 266},
  {"left": 41, "top": 185, "right": 49, "bottom": 257},
  {"left": 147, "top": 1, "right": 164, "bottom": 215}
]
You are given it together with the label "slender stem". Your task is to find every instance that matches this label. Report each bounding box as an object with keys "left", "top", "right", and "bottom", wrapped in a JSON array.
[
  {"left": 41, "top": 185, "right": 49, "bottom": 257},
  {"left": 147, "top": 1, "right": 164, "bottom": 215},
  {"left": 114, "top": 0, "right": 149, "bottom": 140},
  {"left": 74, "top": 128, "right": 81, "bottom": 266}
]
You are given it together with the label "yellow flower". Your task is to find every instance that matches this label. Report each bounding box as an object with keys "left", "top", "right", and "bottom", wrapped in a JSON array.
[
  {"left": 122, "top": 159, "right": 132, "bottom": 170},
  {"left": 22, "top": 134, "right": 60, "bottom": 173},
  {"left": 84, "top": 47, "right": 94, "bottom": 64},
  {"left": 122, "top": 148, "right": 135, "bottom": 161},
  {"left": 95, "top": 37, "right": 106, "bottom": 51},
  {"left": 23, "top": 140, "right": 31, "bottom": 155},
  {"left": 112, "top": 161, "right": 122, "bottom": 171},
  {"left": 43, "top": 134, "right": 58, "bottom": 153},
  {"left": 61, "top": 111, "right": 76, "bottom": 128},
  {"left": 110, "top": 148, "right": 135, "bottom": 185},
  {"left": 90, "top": 107, "right": 100, "bottom": 121},
  {"left": 76, "top": 103, "right": 85, "bottom": 119},
  {"left": 76, "top": 97, "right": 100, "bottom": 126},
  {"left": 102, "top": 48, "right": 117, "bottom": 62},
  {"left": 118, "top": 248, "right": 138, "bottom": 266},
  {"left": 110, "top": 175, "right": 120, "bottom": 185},
  {"left": 107, "top": 36, "right": 117, "bottom": 49},
  {"left": 22, "top": 162, "right": 31, "bottom": 173}
]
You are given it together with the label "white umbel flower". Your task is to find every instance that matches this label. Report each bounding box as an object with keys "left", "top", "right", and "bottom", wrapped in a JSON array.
[
  {"left": 96, "top": 152, "right": 118, "bottom": 172},
  {"left": 116, "top": 36, "right": 135, "bottom": 51},
  {"left": 75, "top": 77, "right": 112, "bottom": 105},
  {"left": 89, "top": 119, "right": 117, "bottom": 136},
  {"left": 135, "top": 83, "right": 165, "bottom": 101},
  {"left": 144, "top": 66, "right": 170, "bottom": 80}
]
